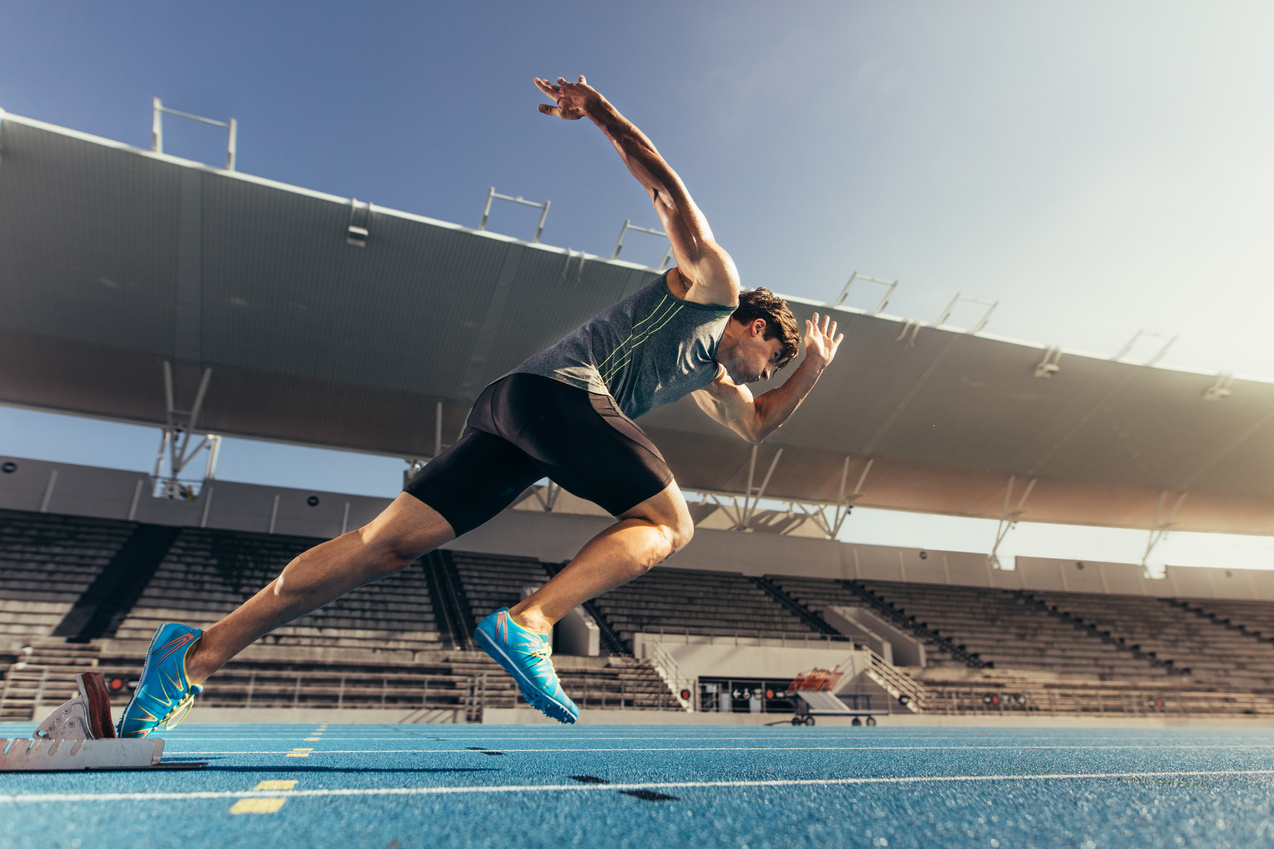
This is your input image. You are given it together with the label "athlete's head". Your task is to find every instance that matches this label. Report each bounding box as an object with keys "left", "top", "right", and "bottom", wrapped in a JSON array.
[{"left": 730, "top": 288, "right": 800, "bottom": 375}]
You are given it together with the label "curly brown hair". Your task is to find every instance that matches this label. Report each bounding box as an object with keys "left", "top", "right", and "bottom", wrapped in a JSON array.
[{"left": 731, "top": 288, "right": 800, "bottom": 369}]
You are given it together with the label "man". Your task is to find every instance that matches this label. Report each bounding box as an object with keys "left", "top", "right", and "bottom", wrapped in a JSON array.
[{"left": 117, "top": 76, "right": 842, "bottom": 732}]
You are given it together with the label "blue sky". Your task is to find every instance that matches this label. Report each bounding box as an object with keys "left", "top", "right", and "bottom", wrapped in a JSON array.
[{"left": 2, "top": 1, "right": 1272, "bottom": 568}]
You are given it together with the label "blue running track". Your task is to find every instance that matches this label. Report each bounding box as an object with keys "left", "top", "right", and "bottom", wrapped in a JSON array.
[{"left": 3, "top": 723, "right": 1273, "bottom": 848}]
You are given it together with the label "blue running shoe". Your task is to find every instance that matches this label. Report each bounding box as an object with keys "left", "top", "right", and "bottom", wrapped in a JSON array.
[
  {"left": 116, "top": 623, "right": 204, "bottom": 738},
  {"left": 474, "top": 609, "right": 578, "bottom": 724}
]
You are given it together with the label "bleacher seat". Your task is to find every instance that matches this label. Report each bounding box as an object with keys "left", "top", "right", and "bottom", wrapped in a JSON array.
[{"left": 0, "top": 509, "right": 135, "bottom": 647}]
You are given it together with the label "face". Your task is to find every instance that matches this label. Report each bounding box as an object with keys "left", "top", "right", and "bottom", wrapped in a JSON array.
[{"left": 728, "top": 325, "right": 786, "bottom": 384}]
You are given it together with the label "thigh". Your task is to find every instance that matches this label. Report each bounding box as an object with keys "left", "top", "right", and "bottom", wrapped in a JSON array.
[
  {"left": 487, "top": 375, "right": 674, "bottom": 517},
  {"left": 402, "top": 426, "right": 544, "bottom": 537}
]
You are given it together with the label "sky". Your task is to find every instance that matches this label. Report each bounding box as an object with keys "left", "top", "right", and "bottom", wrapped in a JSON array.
[{"left": 2, "top": 1, "right": 1272, "bottom": 570}]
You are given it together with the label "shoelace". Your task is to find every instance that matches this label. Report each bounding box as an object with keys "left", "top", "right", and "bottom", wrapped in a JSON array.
[
  {"left": 526, "top": 644, "right": 561, "bottom": 685},
  {"left": 157, "top": 691, "right": 198, "bottom": 730}
]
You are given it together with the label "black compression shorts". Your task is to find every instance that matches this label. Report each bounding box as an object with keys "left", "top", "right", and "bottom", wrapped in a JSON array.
[{"left": 403, "top": 374, "right": 675, "bottom": 536}]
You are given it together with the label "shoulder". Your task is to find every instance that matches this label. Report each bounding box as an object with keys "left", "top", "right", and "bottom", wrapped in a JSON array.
[{"left": 669, "top": 245, "right": 740, "bottom": 308}]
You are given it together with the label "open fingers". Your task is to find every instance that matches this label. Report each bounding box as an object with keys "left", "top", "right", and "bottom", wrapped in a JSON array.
[
  {"left": 534, "top": 77, "right": 560, "bottom": 97},
  {"left": 538, "top": 103, "right": 563, "bottom": 118}
]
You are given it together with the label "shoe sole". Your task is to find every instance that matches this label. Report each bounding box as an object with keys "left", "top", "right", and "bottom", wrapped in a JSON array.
[{"left": 473, "top": 628, "right": 578, "bottom": 724}]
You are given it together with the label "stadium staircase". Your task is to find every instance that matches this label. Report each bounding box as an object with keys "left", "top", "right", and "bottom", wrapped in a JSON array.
[{"left": 1169, "top": 598, "right": 1274, "bottom": 646}]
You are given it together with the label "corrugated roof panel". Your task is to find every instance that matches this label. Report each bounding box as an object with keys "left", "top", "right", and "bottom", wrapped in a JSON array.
[
  {"left": 0, "top": 121, "right": 181, "bottom": 355},
  {"left": 199, "top": 174, "right": 507, "bottom": 397}
]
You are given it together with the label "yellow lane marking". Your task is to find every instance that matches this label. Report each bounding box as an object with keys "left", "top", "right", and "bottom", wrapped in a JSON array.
[
  {"left": 230, "top": 798, "right": 286, "bottom": 814},
  {"left": 255, "top": 781, "right": 297, "bottom": 791},
  {"left": 286, "top": 748, "right": 314, "bottom": 758},
  {"left": 304, "top": 737, "right": 321, "bottom": 741},
  {"left": 229, "top": 781, "right": 296, "bottom": 814}
]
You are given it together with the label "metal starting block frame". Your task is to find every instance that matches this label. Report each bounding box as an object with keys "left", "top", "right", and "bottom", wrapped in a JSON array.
[
  {"left": 774, "top": 664, "right": 888, "bottom": 727},
  {"left": 1, "top": 672, "right": 202, "bottom": 772},
  {"left": 788, "top": 689, "right": 884, "bottom": 726}
]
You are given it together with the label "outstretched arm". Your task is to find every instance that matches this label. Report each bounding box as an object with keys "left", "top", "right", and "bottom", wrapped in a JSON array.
[
  {"left": 535, "top": 75, "right": 738, "bottom": 306},
  {"left": 693, "top": 314, "right": 843, "bottom": 443}
]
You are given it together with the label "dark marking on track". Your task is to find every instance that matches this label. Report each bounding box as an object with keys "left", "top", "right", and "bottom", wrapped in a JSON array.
[
  {"left": 620, "top": 789, "right": 679, "bottom": 802},
  {"left": 571, "top": 775, "right": 611, "bottom": 784},
  {"left": 466, "top": 746, "right": 505, "bottom": 756}
]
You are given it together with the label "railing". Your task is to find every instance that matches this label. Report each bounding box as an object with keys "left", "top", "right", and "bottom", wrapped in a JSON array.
[
  {"left": 923, "top": 686, "right": 1274, "bottom": 717},
  {"left": 186, "top": 669, "right": 471, "bottom": 712},
  {"left": 465, "top": 673, "right": 487, "bottom": 723},
  {"left": 647, "top": 642, "right": 694, "bottom": 711},
  {"left": 840, "top": 580, "right": 990, "bottom": 668},
  {"left": 641, "top": 630, "right": 848, "bottom": 648},
  {"left": 863, "top": 648, "right": 928, "bottom": 713}
]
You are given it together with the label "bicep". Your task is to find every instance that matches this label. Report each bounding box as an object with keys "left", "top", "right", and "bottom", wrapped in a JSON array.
[{"left": 693, "top": 378, "right": 760, "bottom": 442}]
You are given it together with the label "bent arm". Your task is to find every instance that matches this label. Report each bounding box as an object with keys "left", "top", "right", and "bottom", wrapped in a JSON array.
[
  {"left": 693, "top": 356, "right": 829, "bottom": 444},
  {"left": 692, "top": 312, "right": 844, "bottom": 443},
  {"left": 535, "top": 77, "right": 738, "bottom": 304}
]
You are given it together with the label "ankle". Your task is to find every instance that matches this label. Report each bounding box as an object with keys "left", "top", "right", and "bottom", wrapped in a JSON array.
[
  {"left": 184, "top": 639, "right": 214, "bottom": 685},
  {"left": 508, "top": 608, "right": 553, "bottom": 635}
]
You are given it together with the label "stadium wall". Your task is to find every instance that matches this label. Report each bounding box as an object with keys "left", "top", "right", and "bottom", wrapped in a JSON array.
[{"left": 2, "top": 455, "right": 1270, "bottom": 601}]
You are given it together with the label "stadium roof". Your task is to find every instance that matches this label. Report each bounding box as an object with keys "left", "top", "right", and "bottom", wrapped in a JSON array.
[{"left": 3, "top": 111, "right": 1273, "bottom": 535}]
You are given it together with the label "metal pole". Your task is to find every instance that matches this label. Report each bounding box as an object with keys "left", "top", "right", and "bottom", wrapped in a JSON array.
[
  {"left": 874, "top": 281, "right": 898, "bottom": 315},
  {"left": 834, "top": 272, "right": 858, "bottom": 307},
  {"left": 205, "top": 435, "right": 222, "bottom": 479},
  {"left": 534, "top": 200, "right": 550, "bottom": 243},
  {"left": 611, "top": 220, "right": 630, "bottom": 260},
  {"left": 226, "top": 118, "right": 237, "bottom": 170},
  {"left": 152, "top": 98, "right": 163, "bottom": 153},
  {"left": 435, "top": 401, "right": 443, "bottom": 458},
  {"left": 479, "top": 187, "right": 495, "bottom": 230}
]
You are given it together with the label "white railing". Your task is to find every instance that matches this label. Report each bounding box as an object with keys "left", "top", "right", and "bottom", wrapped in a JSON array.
[
  {"left": 643, "top": 630, "right": 847, "bottom": 649},
  {"left": 648, "top": 642, "right": 694, "bottom": 711},
  {"left": 863, "top": 648, "right": 928, "bottom": 713}
]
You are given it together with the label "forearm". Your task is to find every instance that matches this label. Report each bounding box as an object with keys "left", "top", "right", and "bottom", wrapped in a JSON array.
[
  {"left": 750, "top": 357, "right": 828, "bottom": 442},
  {"left": 584, "top": 95, "right": 678, "bottom": 200}
]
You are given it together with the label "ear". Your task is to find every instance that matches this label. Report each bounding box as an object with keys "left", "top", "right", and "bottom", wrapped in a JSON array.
[{"left": 750, "top": 318, "right": 767, "bottom": 337}]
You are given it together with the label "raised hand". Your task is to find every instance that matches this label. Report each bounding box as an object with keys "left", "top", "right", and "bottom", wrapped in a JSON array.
[
  {"left": 534, "top": 75, "right": 598, "bottom": 120},
  {"left": 804, "top": 312, "right": 843, "bottom": 369}
]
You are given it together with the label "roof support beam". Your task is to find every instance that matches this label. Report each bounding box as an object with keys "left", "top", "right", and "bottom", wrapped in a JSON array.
[
  {"left": 532, "top": 480, "right": 563, "bottom": 513},
  {"left": 988, "top": 474, "right": 1036, "bottom": 569},
  {"left": 800, "top": 456, "right": 872, "bottom": 539},
  {"left": 1143, "top": 489, "right": 1188, "bottom": 577},
  {"left": 153, "top": 362, "right": 218, "bottom": 499}
]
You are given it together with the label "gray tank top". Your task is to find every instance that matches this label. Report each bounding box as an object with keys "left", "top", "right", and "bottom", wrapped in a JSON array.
[{"left": 511, "top": 272, "right": 737, "bottom": 419}]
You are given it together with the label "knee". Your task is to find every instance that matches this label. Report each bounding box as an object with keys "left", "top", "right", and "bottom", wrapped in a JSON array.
[
  {"left": 669, "top": 517, "right": 694, "bottom": 554},
  {"left": 355, "top": 526, "right": 421, "bottom": 576},
  {"left": 659, "top": 510, "right": 695, "bottom": 559}
]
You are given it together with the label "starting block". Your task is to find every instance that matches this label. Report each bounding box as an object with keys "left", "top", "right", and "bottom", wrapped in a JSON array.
[{"left": 1, "top": 672, "right": 203, "bottom": 772}]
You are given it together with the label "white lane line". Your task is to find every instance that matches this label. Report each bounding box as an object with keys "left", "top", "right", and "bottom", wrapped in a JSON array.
[
  {"left": 4, "top": 769, "right": 1273, "bottom": 804},
  {"left": 162, "top": 744, "right": 1274, "bottom": 755}
]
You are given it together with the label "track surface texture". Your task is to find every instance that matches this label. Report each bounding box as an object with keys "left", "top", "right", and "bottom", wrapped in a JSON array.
[{"left": 3, "top": 723, "right": 1273, "bottom": 848}]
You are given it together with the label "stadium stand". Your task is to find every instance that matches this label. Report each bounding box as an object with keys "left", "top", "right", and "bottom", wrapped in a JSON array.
[
  {"left": 758, "top": 573, "right": 1274, "bottom": 718},
  {"left": 1173, "top": 598, "right": 1274, "bottom": 645},
  {"left": 112, "top": 526, "right": 446, "bottom": 653},
  {"left": 588, "top": 567, "right": 832, "bottom": 651},
  {"left": 0, "top": 509, "right": 135, "bottom": 648},
  {"left": 855, "top": 579, "right": 1182, "bottom": 681},
  {"left": 5, "top": 501, "right": 1274, "bottom": 720},
  {"left": 0, "top": 509, "right": 682, "bottom": 720},
  {"left": 1025, "top": 590, "right": 1274, "bottom": 690}
]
